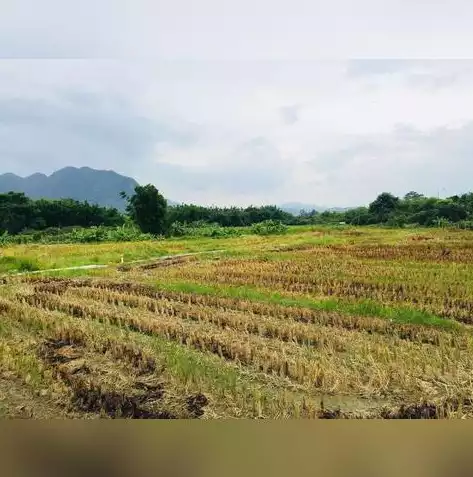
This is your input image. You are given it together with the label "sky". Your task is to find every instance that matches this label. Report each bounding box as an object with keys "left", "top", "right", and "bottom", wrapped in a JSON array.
[{"left": 1, "top": 1, "right": 473, "bottom": 207}]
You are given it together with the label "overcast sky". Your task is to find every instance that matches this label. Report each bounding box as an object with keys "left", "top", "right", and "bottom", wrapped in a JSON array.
[{"left": 1, "top": 1, "right": 473, "bottom": 207}]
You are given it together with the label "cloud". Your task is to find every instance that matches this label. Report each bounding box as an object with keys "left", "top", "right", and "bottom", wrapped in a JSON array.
[
  {"left": 0, "top": 92, "right": 197, "bottom": 177},
  {"left": 406, "top": 72, "right": 462, "bottom": 91},
  {"left": 304, "top": 121, "right": 473, "bottom": 205},
  {"left": 3, "top": 0, "right": 473, "bottom": 59},
  {"left": 1, "top": 59, "right": 473, "bottom": 207},
  {"left": 347, "top": 59, "right": 473, "bottom": 93},
  {"left": 345, "top": 60, "right": 416, "bottom": 78},
  {"left": 279, "top": 105, "right": 300, "bottom": 125},
  {"left": 152, "top": 137, "right": 291, "bottom": 205}
]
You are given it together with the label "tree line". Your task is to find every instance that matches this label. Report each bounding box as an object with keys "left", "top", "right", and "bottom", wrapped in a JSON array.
[
  {"left": 0, "top": 192, "right": 124, "bottom": 235},
  {"left": 0, "top": 187, "right": 294, "bottom": 236},
  {"left": 3, "top": 186, "right": 473, "bottom": 237},
  {"left": 122, "top": 186, "right": 473, "bottom": 233},
  {"left": 120, "top": 185, "right": 296, "bottom": 234},
  {"left": 313, "top": 191, "right": 473, "bottom": 228}
]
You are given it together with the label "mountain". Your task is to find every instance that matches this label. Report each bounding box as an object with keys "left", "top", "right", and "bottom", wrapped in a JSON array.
[
  {"left": 0, "top": 167, "right": 139, "bottom": 211},
  {"left": 279, "top": 202, "right": 322, "bottom": 215},
  {"left": 279, "top": 203, "right": 352, "bottom": 215},
  {"left": 0, "top": 167, "right": 350, "bottom": 213}
]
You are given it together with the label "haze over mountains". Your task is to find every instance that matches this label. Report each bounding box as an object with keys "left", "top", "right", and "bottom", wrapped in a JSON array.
[
  {"left": 0, "top": 167, "right": 138, "bottom": 211},
  {"left": 278, "top": 202, "right": 350, "bottom": 214},
  {"left": 0, "top": 167, "right": 343, "bottom": 213}
]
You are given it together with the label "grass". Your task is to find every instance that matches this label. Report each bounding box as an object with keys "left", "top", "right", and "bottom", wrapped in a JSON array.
[
  {"left": 152, "top": 281, "right": 461, "bottom": 331},
  {"left": 2, "top": 225, "right": 473, "bottom": 418},
  {"left": 0, "top": 256, "right": 39, "bottom": 273},
  {"left": 0, "top": 225, "right": 437, "bottom": 272}
]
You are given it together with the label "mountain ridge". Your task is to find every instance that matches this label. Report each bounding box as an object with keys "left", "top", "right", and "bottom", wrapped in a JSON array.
[
  {"left": 0, "top": 167, "right": 138, "bottom": 211},
  {"left": 278, "top": 202, "right": 351, "bottom": 215},
  {"left": 0, "top": 167, "right": 349, "bottom": 214}
]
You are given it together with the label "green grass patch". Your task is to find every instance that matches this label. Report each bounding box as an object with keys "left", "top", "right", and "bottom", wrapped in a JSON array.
[
  {"left": 0, "top": 256, "right": 39, "bottom": 273},
  {"left": 152, "top": 281, "right": 462, "bottom": 331}
]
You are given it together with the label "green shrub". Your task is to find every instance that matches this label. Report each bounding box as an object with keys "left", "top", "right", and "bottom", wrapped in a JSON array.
[
  {"left": 251, "top": 220, "right": 288, "bottom": 235},
  {"left": 0, "top": 256, "right": 39, "bottom": 273},
  {"left": 168, "top": 221, "right": 242, "bottom": 238},
  {"left": 0, "top": 256, "right": 19, "bottom": 272},
  {"left": 452, "top": 220, "right": 473, "bottom": 230},
  {"left": 0, "top": 225, "right": 156, "bottom": 245},
  {"left": 16, "top": 258, "right": 39, "bottom": 272},
  {"left": 168, "top": 221, "right": 189, "bottom": 237}
]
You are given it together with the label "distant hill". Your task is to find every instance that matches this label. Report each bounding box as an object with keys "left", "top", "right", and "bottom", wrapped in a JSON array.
[
  {"left": 279, "top": 202, "right": 321, "bottom": 215},
  {"left": 279, "top": 202, "right": 352, "bottom": 215},
  {"left": 0, "top": 167, "right": 348, "bottom": 213},
  {"left": 0, "top": 167, "right": 139, "bottom": 211}
]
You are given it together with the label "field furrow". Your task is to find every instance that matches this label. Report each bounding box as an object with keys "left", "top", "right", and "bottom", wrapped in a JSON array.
[{"left": 3, "top": 226, "right": 473, "bottom": 418}]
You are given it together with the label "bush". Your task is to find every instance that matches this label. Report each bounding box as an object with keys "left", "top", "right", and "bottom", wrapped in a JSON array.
[
  {"left": 0, "top": 225, "right": 156, "bottom": 245},
  {"left": 168, "top": 221, "right": 242, "bottom": 238},
  {"left": 69, "top": 227, "right": 108, "bottom": 243},
  {"left": 17, "top": 258, "right": 39, "bottom": 272},
  {"left": 251, "top": 220, "right": 288, "bottom": 235},
  {"left": 168, "top": 221, "right": 190, "bottom": 237},
  {"left": 435, "top": 217, "right": 452, "bottom": 228},
  {"left": 0, "top": 231, "right": 10, "bottom": 246},
  {"left": 0, "top": 256, "right": 39, "bottom": 273},
  {"left": 386, "top": 215, "right": 408, "bottom": 227},
  {"left": 106, "top": 224, "right": 155, "bottom": 242},
  {"left": 454, "top": 220, "right": 473, "bottom": 230}
]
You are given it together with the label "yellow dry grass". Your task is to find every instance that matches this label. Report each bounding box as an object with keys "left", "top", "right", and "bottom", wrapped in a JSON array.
[{"left": 1, "top": 226, "right": 473, "bottom": 419}]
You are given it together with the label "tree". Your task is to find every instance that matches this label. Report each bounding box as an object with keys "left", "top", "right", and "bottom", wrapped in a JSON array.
[
  {"left": 369, "top": 193, "right": 400, "bottom": 222},
  {"left": 122, "top": 185, "right": 167, "bottom": 234},
  {"left": 345, "top": 207, "right": 372, "bottom": 225},
  {"left": 437, "top": 200, "right": 467, "bottom": 222},
  {"left": 404, "top": 191, "right": 424, "bottom": 201},
  {"left": 0, "top": 192, "right": 33, "bottom": 234}
]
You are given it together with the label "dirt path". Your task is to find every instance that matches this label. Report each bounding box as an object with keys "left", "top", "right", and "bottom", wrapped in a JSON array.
[{"left": 11, "top": 249, "right": 226, "bottom": 277}]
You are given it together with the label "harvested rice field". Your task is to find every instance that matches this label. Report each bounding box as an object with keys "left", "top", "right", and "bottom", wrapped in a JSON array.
[{"left": 2, "top": 225, "right": 473, "bottom": 419}]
